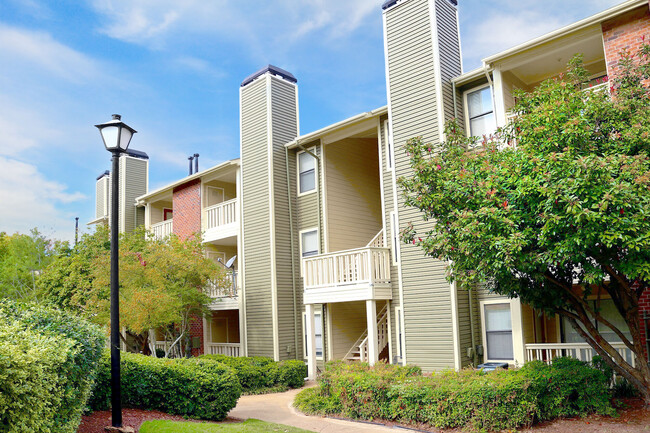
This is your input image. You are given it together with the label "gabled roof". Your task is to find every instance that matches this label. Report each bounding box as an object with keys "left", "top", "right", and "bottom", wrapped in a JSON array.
[
  {"left": 241, "top": 65, "right": 297, "bottom": 87},
  {"left": 135, "top": 158, "right": 240, "bottom": 204}
]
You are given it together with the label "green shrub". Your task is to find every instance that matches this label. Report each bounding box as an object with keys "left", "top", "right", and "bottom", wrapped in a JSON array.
[
  {"left": 89, "top": 352, "right": 241, "bottom": 420},
  {"left": 0, "top": 300, "right": 105, "bottom": 433},
  {"left": 294, "top": 358, "right": 613, "bottom": 432},
  {"left": 199, "top": 354, "right": 307, "bottom": 392}
]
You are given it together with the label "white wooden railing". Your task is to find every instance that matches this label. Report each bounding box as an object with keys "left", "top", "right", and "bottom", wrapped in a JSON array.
[
  {"left": 205, "top": 199, "right": 238, "bottom": 230},
  {"left": 151, "top": 219, "right": 173, "bottom": 239},
  {"left": 205, "top": 275, "right": 238, "bottom": 298},
  {"left": 344, "top": 304, "right": 389, "bottom": 362},
  {"left": 206, "top": 342, "right": 241, "bottom": 357},
  {"left": 525, "top": 342, "right": 635, "bottom": 367},
  {"left": 303, "top": 247, "right": 391, "bottom": 290},
  {"left": 367, "top": 229, "right": 384, "bottom": 248}
]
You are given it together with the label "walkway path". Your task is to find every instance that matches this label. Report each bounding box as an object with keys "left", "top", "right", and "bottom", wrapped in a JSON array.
[{"left": 228, "top": 384, "right": 401, "bottom": 433}]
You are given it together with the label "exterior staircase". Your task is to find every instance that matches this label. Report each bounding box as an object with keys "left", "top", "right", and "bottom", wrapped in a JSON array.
[{"left": 344, "top": 303, "right": 389, "bottom": 362}]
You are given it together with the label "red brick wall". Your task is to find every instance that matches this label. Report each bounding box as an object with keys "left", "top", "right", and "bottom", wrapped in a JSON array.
[
  {"left": 172, "top": 179, "right": 201, "bottom": 240},
  {"left": 172, "top": 179, "right": 204, "bottom": 355},
  {"left": 640, "top": 289, "right": 650, "bottom": 361},
  {"left": 602, "top": 6, "right": 650, "bottom": 80}
]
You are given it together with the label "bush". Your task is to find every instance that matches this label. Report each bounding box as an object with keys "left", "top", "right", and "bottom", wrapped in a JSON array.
[
  {"left": 89, "top": 352, "right": 241, "bottom": 420},
  {"left": 294, "top": 358, "right": 613, "bottom": 432},
  {"left": 0, "top": 300, "right": 105, "bottom": 433},
  {"left": 199, "top": 354, "right": 307, "bottom": 392}
]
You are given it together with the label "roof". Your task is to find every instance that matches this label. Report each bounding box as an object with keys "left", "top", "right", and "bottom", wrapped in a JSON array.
[
  {"left": 481, "top": 0, "right": 647, "bottom": 66},
  {"left": 382, "top": 0, "right": 456, "bottom": 10},
  {"left": 135, "top": 158, "right": 240, "bottom": 204},
  {"left": 96, "top": 170, "right": 110, "bottom": 181},
  {"left": 241, "top": 65, "right": 297, "bottom": 87},
  {"left": 125, "top": 148, "right": 149, "bottom": 160},
  {"left": 286, "top": 106, "right": 388, "bottom": 150}
]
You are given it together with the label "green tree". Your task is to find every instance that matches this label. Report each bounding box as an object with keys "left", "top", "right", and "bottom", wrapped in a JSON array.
[
  {"left": 40, "top": 226, "right": 227, "bottom": 357},
  {"left": 0, "top": 229, "right": 69, "bottom": 301},
  {"left": 399, "top": 48, "right": 650, "bottom": 400}
]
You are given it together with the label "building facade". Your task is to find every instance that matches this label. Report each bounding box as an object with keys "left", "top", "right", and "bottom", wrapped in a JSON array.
[{"left": 97, "top": 0, "right": 650, "bottom": 377}]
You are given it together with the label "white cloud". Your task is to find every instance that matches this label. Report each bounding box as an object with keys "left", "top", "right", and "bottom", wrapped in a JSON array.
[
  {"left": 90, "top": 0, "right": 378, "bottom": 52},
  {"left": 0, "top": 156, "right": 85, "bottom": 241},
  {"left": 0, "top": 23, "right": 104, "bottom": 84}
]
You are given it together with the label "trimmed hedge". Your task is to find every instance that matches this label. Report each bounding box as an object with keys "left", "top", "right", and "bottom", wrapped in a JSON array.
[
  {"left": 89, "top": 352, "right": 241, "bottom": 420},
  {"left": 294, "top": 359, "right": 614, "bottom": 432},
  {"left": 199, "top": 354, "right": 307, "bottom": 392},
  {"left": 0, "top": 300, "right": 105, "bottom": 433}
]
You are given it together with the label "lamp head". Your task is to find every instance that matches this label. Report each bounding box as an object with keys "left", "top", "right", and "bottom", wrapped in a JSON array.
[{"left": 95, "top": 114, "right": 137, "bottom": 153}]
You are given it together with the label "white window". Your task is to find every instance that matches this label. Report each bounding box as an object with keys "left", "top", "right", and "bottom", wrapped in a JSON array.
[
  {"left": 300, "top": 229, "right": 319, "bottom": 258},
  {"left": 384, "top": 120, "right": 394, "bottom": 170},
  {"left": 390, "top": 211, "right": 400, "bottom": 264},
  {"left": 298, "top": 151, "right": 316, "bottom": 194},
  {"left": 303, "top": 311, "right": 323, "bottom": 359},
  {"left": 466, "top": 86, "right": 496, "bottom": 138},
  {"left": 395, "top": 306, "right": 403, "bottom": 360},
  {"left": 483, "top": 303, "right": 514, "bottom": 361}
]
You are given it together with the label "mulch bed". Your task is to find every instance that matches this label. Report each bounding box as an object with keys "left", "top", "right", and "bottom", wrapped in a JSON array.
[{"left": 77, "top": 409, "right": 242, "bottom": 433}]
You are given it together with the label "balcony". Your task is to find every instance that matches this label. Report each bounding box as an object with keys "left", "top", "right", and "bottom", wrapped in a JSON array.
[
  {"left": 303, "top": 246, "right": 392, "bottom": 304},
  {"left": 206, "top": 274, "right": 239, "bottom": 310},
  {"left": 151, "top": 219, "right": 173, "bottom": 239},
  {"left": 204, "top": 198, "right": 238, "bottom": 242},
  {"left": 525, "top": 342, "right": 635, "bottom": 367},
  {"left": 206, "top": 342, "right": 241, "bottom": 357}
]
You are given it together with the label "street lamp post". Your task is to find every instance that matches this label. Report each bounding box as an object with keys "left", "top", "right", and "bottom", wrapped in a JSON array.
[{"left": 95, "top": 114, "right": 136, "bottom": 429}]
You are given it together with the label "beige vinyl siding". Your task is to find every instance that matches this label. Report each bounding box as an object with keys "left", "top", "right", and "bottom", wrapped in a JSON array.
[
  {"left": 206, "top": 245, "right": 238, "bottom": 266},
  {"left": 502, "top": 71, "right": 528, "bottom": 112},
  {"left": 95, "top": 176, "right": 108, "bottom": 219},
  {"left": 209, "top": 310, "right": 240, "bottom": 343},
  {"left": 150, "top": 201, "right": 172, "bottom": 225},
  {"left": 120, "top": 156, "right": 148, "bottom": 233},
  {"left": 385, "top": 0, "right": 458, "bottom": 371},
  {"left": 241, "top": 77, "right": 274, "bottom": 358},
  {"left": 328, "top": 301, "right": 367, "bottom": 359},
  {"left": 324, "top": 138, "right": 382, "bottom": 252},
  {"left": 435, "top": 0, "right": 462, "bottom": 124},
  {"left": 269, "top": 76, "right": 300, "bottom": 360}
]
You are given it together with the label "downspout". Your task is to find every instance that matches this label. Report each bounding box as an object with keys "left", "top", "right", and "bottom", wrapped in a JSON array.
[
  {"left": 468, "top": 288, "right": 477, "bottom": 365},
  {"left": 483, "top": 63, "right": 497, "bottom": 118},
  {"left": 452, "top": 81, "right": 458, "bottom": 119},
  {"left": 285, "top": 146, "right": 300, "bottom": 358}
]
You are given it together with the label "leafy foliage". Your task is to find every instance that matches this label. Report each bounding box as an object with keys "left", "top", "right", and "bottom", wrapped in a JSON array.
[
  {"left": 199, "top": 354, "right": 307, "bottom": 392},
  {"left": 0, "top": 229, "right": 69, "bottom": 301},
  {"left": 399, "top": 47, "right": 650, "bottom": 399},
  {"left": 0, "top": 300, "right": 105, "bottom": 433},
  {"left": 88, "top": 351, "right": 241, "bottom": 420},
  {"left": 294, "top": 359, "right": 613, "bottom": 431},
  {"left": 40, "top": 225, "right": 226, "bottom": 356}
]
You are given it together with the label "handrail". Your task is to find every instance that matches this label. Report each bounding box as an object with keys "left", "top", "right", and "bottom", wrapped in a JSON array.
[
  {"left": 151, "top": 219, "right": 173, "bottom": 238},
  {"left": 205, "top": 198, "right": 238, "bottom": 230},
  {"left": 302, "top": 247, "right": 391, "bottom": 290},
  {"left": 366, "top": 229, "right": 385, "bottom": 248}
]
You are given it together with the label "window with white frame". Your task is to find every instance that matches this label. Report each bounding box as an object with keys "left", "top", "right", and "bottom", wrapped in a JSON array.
[
  {"left": 301, "top": 229, "right": 319, "bottom": 258},
  {"left": 466, "top": 86, "right": 496, "bottom": 138},
  {"left": 390, "top": 211, "right": 400, "bottom": 264},
  {"left": 384, "top": 120, "right": 394, "bottom": 170},
  {"left": 298, "top": 151, "right": 316, "bottom": 194},
  {"left": 483, "top": 303, "right": 514, "bottom": 360},
  {"left": 303, "top": 311, "right": 323, "bottom": 358},
  {"left": 395, "top": 306, "right": 403, "bottom": 360}
]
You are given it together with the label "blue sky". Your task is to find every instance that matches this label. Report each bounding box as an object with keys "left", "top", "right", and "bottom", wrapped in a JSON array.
[{"left": 0, "top": 0, "right": 621, "bottom": 242}]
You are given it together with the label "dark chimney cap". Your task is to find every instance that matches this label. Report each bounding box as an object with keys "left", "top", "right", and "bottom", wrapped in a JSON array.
[
  {"left": 96, "top": 170, "right": 110, "bottom": 180},
  {"left": 383, "top": 0, "right": 456, "bottom": 10},
  {"left": 241, "top": 65, "right": 297, "bottom": 87},
  {"left": 124, "top": 148, "right": 149, "bottom": 160}
]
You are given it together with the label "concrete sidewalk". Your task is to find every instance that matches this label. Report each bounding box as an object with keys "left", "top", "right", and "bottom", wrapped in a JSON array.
[{"left": 228, "top": 384, "right": 402, "bottom": 433}]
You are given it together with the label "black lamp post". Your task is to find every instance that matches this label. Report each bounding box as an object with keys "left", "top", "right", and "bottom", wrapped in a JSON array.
[{"left": 95, "top": 114, "right": 136, "bottom": 428}]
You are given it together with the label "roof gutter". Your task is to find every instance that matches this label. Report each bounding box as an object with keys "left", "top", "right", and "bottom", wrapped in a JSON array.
[{"left": 285, "top": 106, "right": 388, "bottom": 150}]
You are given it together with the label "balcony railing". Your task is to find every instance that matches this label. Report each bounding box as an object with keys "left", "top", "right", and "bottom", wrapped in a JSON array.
[
  {"left": 303, "top": 247, "right": 391, "bottom": 291},
  {"left": 151, "top": 219, "right": 173, "bottom": 239},
  {"left": 205, "top": 199, "right": 238, "bottom": 230},
  {"left": 206, "top": 274, "right": 238, "bottom": 298},
  {"left": 525, "top": 342, "right": 635, "bottom": 367},
  {"left": 206, "top": 342, "right": 241, "bottom": 357}
]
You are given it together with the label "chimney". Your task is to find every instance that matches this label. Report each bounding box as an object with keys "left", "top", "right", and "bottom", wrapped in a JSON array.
[
  {"left": 188, "top": 155, "right": 194, "bottom": 175},
  {"left": 194, "top": 153, "right": 199, "bottom": 173},
  {"left": 240, "top": 64, "right": 299, "bottom": 361}
]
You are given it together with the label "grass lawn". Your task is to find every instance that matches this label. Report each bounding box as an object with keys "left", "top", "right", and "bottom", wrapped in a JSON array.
[{"left": 139, "top": 419, "right": 313, "bottom": 433}]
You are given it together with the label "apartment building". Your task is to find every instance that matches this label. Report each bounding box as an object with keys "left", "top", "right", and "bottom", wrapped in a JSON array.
[{"left": 100, "top": 0, "right": 650, "bottom": 378}]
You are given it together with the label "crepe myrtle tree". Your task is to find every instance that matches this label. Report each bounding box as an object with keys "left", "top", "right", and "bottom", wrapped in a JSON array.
[{"left": 399, "top": 48, "right": 650, "bottom": 401}]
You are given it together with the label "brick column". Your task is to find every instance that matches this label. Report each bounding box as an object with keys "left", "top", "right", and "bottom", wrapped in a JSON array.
[{"left": 602, "top": 6, "right": 650, "bottom": 81}]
